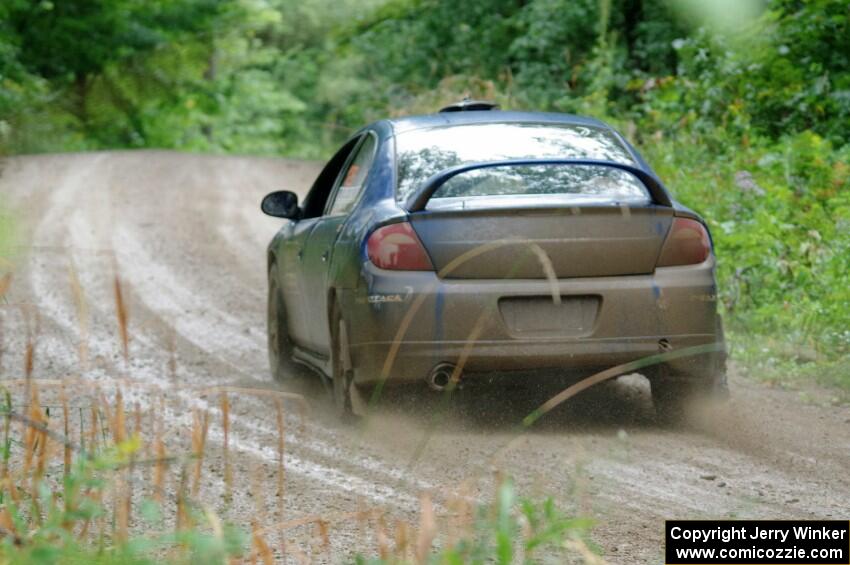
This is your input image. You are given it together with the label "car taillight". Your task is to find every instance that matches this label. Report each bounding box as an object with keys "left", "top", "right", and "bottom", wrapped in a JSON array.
[
  {"left": 657, "top": 218, "right": 712, "bottom": 266},
  {"left": 366, "top": 222, "right": 434, "bottom": 270}
]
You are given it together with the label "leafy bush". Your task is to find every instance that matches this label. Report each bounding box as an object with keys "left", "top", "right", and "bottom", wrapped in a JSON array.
[{"left": 641, "top": 128, "right": 850, "bottom": 386}]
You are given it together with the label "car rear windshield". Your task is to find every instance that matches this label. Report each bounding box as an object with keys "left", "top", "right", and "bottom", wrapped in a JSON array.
[
  {"left": 394, "top": 122, "right": 638, "bottom": 204},
  {"left": 428, "top": 164, "right": 651, "bottom": 209}
]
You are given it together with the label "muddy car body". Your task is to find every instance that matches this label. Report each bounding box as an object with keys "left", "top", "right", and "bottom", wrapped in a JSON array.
[{"left": 263, "top": 108, "right": 727, "bottom": 417}]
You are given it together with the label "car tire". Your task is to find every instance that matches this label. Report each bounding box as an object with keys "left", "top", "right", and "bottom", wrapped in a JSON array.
[
  {"left": 651, "top": 374, "right": 727, "bottom": 424},
  {"left": 651, "top": 374, "right": 696, "bottom": 424},
  {"left": 331, "top": 308, "right": 357, "bottom": 420},
  {"left": 268, "top": 267, "right": 296, "bottom": 381}
]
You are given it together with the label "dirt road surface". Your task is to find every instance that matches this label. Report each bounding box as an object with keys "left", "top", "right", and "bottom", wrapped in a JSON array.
[{"left": 1, "top": 151, "right": 848, "bottom": 563}]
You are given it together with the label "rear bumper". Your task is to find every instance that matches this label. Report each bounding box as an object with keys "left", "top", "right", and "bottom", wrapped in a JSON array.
[{"left": 341, "top": 258, "right": 723, "bottom": 386}]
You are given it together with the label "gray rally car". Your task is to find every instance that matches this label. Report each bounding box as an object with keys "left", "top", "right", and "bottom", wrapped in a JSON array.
[{"left": 262, "top": 101, "right": 727, "bottom": 419}]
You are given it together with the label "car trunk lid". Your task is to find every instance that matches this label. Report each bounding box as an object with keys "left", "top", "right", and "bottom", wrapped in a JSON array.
[{"left": 409, "top": 204, "right": 673, "bottom": 279}]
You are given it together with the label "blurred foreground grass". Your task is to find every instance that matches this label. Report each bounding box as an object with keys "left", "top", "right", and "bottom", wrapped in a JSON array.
[{"left": 0, "top": 382, "right": 596, "bottom": 564}]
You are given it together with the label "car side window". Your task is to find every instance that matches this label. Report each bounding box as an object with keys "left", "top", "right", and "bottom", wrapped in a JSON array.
[
  {"left": 300, "top": 137, "right": 360, "bottom": 219},
  {"left": 325, "top": 133, "right": 377, "bottom": 216}
]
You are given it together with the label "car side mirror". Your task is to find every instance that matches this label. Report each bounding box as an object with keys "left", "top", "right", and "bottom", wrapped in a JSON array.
[{"left": 261, "top": 190, "right": 300, "bottom": 219}]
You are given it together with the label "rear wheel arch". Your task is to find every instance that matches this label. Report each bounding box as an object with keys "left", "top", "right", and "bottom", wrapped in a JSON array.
[
  {"left": 649, "top": 318, "right": 728, "bottom": 424},
  {"left": 328, "top": 288, "right": 357, "bottom": 417},
  {"left": 267, "top": 249, "right": 278, "bottom": 275},
  {"left": 327, "top": 288, "right": 341, "bottom": 340},
  {"left": 267, "top": 260, "right": 296, "bottom": 380}
]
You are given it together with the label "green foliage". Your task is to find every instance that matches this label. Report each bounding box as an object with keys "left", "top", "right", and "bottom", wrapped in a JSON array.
[
  {"left": 613, "top": 1, "right": 849, "bottom": 387},
  {"left": 634, "top": 4, "right": 850, "bottom": 144},
  {"left": 0, "top": 437, "right": 246, "bottom": 565},
  {"left": 2, "top": 0, "right": 848, "bottom": 152},
  {"left": 643, "top": 129, "right": 850, "bottom": 377},
  {"left": 0, "top": 4, "right": 46, "bottom": 151},
  {"left": 0, "top": 0, "right": 392, "bottom": 155}
]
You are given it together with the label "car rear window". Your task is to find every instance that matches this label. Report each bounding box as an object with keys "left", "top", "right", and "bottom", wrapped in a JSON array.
[
  {"left": 394, "top": 122, "right": 637, "bottom": 203},
  {"left": 429, "top": 164, "right": 651, "bottom": 208}
]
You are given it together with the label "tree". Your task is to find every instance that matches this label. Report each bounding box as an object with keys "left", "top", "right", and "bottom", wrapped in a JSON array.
[{"left": 6, "top": 0, "right": 223, "bottom": 132}]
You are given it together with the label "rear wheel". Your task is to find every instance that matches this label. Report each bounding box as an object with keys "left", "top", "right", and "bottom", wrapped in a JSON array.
[
  {"left": 268, "top": 268, "right": 295, "bottom": 381},
  {"left": 651, "top": 374, "right": 701, "bottom": 424},
  {"left": 651, "top": 375, "right": 727, "bottom": 424},
  {"left": 651, "top": 319, "right": 728, "bottom": 424}
]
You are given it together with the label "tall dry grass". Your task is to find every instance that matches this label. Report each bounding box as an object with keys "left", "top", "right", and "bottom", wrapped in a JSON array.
[{"left": 0, "top": 262, "right": 325, "bottom": 561}]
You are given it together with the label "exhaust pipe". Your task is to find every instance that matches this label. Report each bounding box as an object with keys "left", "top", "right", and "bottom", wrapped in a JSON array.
[{"left": 427, "top": 363, "right": 459, "bottom": 391}]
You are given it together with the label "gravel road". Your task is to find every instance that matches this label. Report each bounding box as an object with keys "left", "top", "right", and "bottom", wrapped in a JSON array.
[{"left": 1, "top": 151, "right": 848, "bottom": 563}]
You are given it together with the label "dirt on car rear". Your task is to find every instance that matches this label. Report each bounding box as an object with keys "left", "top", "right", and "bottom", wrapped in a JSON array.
[{"left": 1, "top": 151, "right": 848, "bottom": 563}]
